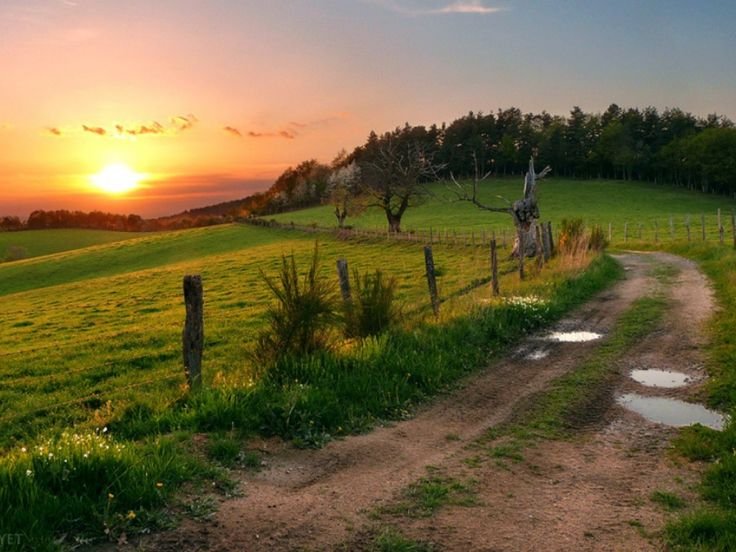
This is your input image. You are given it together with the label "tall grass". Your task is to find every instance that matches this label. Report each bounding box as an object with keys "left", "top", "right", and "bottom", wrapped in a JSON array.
[{"left": 345, "top": 269, "right": 400, "bottom": 338}]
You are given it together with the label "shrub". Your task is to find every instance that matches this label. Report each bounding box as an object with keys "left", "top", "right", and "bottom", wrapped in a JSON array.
[
  {"left": 558, "top": 218, "right": 585, "bottom": 254},
  {"left": 253, "top": 244, "right": 340, "bottom": 366},
  {"left": 588, "top": 225, "right": 608, "bottom": 251},
  {"left": 345, "top": 269, "right": 400, "bottom": 338}
]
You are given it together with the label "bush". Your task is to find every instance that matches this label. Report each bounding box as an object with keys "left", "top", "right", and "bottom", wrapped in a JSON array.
[
  {"left": 345, "top": 269, "right": 400, "bottom": 338},
  {"left": 588, "top": 225, "right": 608, "bottom": 251},
  {"left": 558, "top": 218, "right": 585, "bottom": 254},
  {"left": 253, "top": 244, "right": 340, "bottom": 366}
]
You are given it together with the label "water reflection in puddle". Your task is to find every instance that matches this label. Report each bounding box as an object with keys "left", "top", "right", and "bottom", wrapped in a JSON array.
[
  {"left": 617, "top": 393, "right": 726, "bottom": 430},
  {"left": 630, "top": 369, "right": 691, "bottom": 388},
  {"left": 546, "top": 331, "right": 602, "bottom": 343}
]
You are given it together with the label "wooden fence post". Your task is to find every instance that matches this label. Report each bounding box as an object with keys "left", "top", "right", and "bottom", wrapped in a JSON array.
[
  {"left": 686, "top": 216, "right": 691, "bottom": 242},
  {"left": 701, "top": 214, "right": 706, "bottom": 241},
  {"left": 423, "top": 246, "right": 440, "bottom": 317},
  {"left": 183, "top": 275, "right": 204, "bottom": 391},
  {"left": 624, "top": 222, "right": 628, "bottom": 243},
  {"left": 518, "top": 231, "right": 525, "bottom": 281},
  {"left": 535, "top": 224, "right": 545, "bottom": 270},
  {"left": 547, "top": 221, "right": 554, "bottom": 255},
  {"left": 541, "top": 223, "right": 551, "bottom": 261},
  {"left": 669, "top": 216, "right": 674, "bottom": 239},
  {"left": 732, "top": 210, "right": 736, "bottom": 249},
  {"left": 336, "top": 258, "right": 351, "bottom": 305},
  {"left": 490, "top": 239, "right": 500, "bottom": 296}
]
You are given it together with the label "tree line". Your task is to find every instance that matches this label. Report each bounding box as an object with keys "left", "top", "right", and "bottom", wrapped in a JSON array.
[{"left": 235, "top": 104, "right": 735, "bottom": 233}]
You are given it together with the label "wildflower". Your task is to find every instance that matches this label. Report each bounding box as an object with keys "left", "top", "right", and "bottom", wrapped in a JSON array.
[
  {"left": 20, "top": 447, "right": 26, "bottom": 453},
  {"left": 102, "top": 427, "right": 108, "bottom": 433},
  {"left": 126, "top": 511, "right": 136, "bottom": 520},
  {"left": 25, "top": 469, "right": 32, "bottom": 477},
  {"left": 155, "top": 482, "right": 163, "bottom": 488},
  {"left": 108, "top": 493, "right": 115, "bottom": 500}
]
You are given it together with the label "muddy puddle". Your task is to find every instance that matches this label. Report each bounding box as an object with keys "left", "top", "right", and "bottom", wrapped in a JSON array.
[
  {"left": 546, "top": 331, "right": 602, "bottom": 343},
  {"left": 629, "top": 369, "right": 692, "bottom": 388},
  {"left": 617, "top": 393, "right": 726, "bottom": 430}
]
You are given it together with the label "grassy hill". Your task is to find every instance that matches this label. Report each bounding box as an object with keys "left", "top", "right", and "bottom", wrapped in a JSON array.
[
  {"left": 0, "top": 228, "right": 148, "bottom": 261},
  {"left": 0, "top": 223, "right": 528, "bottom": 446},
  {"left": 270, "top": 178, "right": 736, "bottom": 242}
]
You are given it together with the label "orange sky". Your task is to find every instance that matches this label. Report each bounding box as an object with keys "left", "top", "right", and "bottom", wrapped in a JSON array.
[{"left": 1, "top": 1, "right": 734, "bottom": 217}]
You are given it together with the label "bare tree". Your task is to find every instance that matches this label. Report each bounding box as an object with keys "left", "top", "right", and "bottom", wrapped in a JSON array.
[
  {"left": 450, "top": 154, "right": 551, "bottom": 257},
  {"left": 359, "top": 139, "right": 443, "bottom": 233}
]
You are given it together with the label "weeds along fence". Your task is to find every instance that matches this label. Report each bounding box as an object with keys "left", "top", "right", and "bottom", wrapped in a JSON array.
[{"left": 605, "top": 209, "right": 736, "bottom": 247}]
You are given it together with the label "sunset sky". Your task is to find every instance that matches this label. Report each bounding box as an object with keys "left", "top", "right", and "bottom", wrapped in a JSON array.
[{"left": 1, "top": 0, "right": 734, "bottom": 217}]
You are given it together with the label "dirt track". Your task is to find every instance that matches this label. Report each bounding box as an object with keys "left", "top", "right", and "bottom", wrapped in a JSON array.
[{"left": 135, "top": 252, "right": 714, "bottom": 551}]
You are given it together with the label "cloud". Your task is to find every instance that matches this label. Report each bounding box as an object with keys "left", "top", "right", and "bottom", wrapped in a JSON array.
[
  {"left": 432, "top": 1, "right": 503, "bottom": 14},
  {"left": 171, "top": 114, "right": 198, "bottom": 132},
  {"left": 223, "top": 126, "right": 243, "bottom": 138},
  {"left": 116, "top": 122, "right": 165, "bottom": 136},
  {"left": 46, "top": 127, "right": 62, "bottom": 136},
  {"left": 246, "top": 130, "right": 295, "bottom": 139},
  {"left": 82, "top": 124, "right": 106, "bottom": 136},
  {"left": 370, "top": 0, "right": 504, "bottom": 16}
]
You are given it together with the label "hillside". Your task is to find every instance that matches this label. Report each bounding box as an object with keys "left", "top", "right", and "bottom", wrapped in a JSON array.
[
  {"left": 0, "top": 228, "right": 147, "bottom": 261},
  {"left": 270, "top": 178, "right": 736, "bottom": 242}
]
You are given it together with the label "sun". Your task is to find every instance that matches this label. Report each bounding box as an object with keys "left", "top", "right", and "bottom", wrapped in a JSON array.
[{"left": 90, "top": 163, "right": 144, "bottom": 194}]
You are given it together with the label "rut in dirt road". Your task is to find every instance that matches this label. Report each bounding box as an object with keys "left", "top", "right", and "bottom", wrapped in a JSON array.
[{"left": 139, "top": 253, "right": 683, "bottom": 552}]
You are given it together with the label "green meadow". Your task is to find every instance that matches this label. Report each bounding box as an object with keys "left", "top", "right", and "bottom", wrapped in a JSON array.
[
  {"left": 0, "top": 228, "right": 146, "bottom": 261},
  {"left": 271, "top": 178, "right": 736, "bottom": 243},
  {"left": 0, "top": 223, "right": 529, "bottom": 447}
]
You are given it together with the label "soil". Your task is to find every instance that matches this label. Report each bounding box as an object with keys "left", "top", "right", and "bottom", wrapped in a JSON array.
[{"left": 123, "top": 252, "right": 715, "bottom": 551}]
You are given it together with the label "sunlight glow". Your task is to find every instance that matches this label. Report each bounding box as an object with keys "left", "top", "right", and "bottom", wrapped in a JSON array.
[{"left": 90, "top": 163, "right": 144, "bottom": 195}]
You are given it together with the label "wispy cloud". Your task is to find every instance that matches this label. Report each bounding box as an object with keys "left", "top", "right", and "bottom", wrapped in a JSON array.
[
  {"left": 171, "top": 114, "right": 198, "bottom": 132},
  {"left": 247, "top": 130, "right": 296, "bottom": 140},
  {"left": 223, "top": 126, "right": 243, "bottom": 138},
  {"left": 46, "top": 127, "right": 62, "bottom": 136},
  {"left": 82, "top": 124, "right": 106, "bottom": 136},
  {"left": 371, "top": 0, "right": 504, "bottom": 16},
  {"left": 245, "top": 114, "right": 348, "bottom": 140}
]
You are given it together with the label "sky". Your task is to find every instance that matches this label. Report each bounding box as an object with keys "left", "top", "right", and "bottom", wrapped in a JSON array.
[{"left": 1, "top": 0, "right": 735, "bottom": 218}]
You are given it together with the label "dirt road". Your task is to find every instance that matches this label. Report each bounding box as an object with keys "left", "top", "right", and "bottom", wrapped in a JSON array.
[{"left": 139, "top": 252, "right": 714, "bottom": 551}]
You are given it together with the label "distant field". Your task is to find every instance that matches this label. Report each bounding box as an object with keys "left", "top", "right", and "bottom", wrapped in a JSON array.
[
  {"left": 0, "top": 223, "right": 529, "bottom": 446},
  {"left": 271, "top": 178, "right": 736, "bottom": 243},
  {"left": 0, "top": 228, "right": 146, "bottom": 260}
]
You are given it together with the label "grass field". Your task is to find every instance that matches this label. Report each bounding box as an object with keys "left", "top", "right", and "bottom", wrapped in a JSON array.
[
  {"left": 0, "top": 223, "right": 534, "bottom": 447},
  {"left": 271, "top": 178, "right": 736, "bottom": 243},
  {"left": 0, "top": 229, "right": 146, "bottom": 261}
]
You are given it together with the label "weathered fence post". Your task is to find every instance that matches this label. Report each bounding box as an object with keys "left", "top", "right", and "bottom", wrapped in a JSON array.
[
  {"left": 669, "top": 216, "right": 674, "bottom": 239},
  {"left": 624, "top": 222, "right": 628, "bottom": 243},
  {"left": 490, "top": 239, "right": 500, "bottom": 296},
  {"left": 546, "top": 221, "right": 554, "bottom": 255},
  {"left": 423, "top": 246, "right": 440, "bottom": 317},
  {"left": 535, "top": 224, "right": 545, "bottom": 270},
  {"left": 654, "top": 221, "right": 659, "bottom": 243},
  {"left": 732, "top": 210, "right": 736, "bottom": 249},
  {"left": 183, "top": 275, "right": 204, "bottom": 391},
  {"left": 701, "top": 214, "right": 706, "bottom": 241},
  {"left": 518, "top": 231, "right": 525, "bottom": 280},
  {"left": 541, "top": 223, "right": 551, "bottom": 261},
  {"left": 686, "top": 216, "right": 691, "bottom": 242},
  {"left": 336, "top": 258, "right": 351, "bottom": 305}
]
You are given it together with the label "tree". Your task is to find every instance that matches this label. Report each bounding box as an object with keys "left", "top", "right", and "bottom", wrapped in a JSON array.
[
  {"left": 450, "top": 155, "right": 551, "bottom": 258},
  {"left": 356, "top": 129, "right": 443, "bottom": 233},
  {"left": 326, "top": 161, "right": 362, "bottom": 228}
]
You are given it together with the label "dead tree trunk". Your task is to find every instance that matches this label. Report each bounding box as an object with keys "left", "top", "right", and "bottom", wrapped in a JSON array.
[{"left": 450, "top": 155, "right": 550, "bottom": 261}]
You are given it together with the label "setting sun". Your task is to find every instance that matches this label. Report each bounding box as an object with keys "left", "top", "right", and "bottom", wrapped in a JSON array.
[{"left": 90, "top": 163, "right": 144, "bottom": 195}]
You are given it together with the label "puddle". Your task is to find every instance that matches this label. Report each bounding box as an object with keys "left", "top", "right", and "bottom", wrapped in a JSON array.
[
  {"left": 630, "top": 369, "right": 691, "bottom": 388},
  {"left": 617, "top": 393, "right": 726, "bottom": 430},
  {"left": 546, "top": 331, "right": 602, "bottom": 343},
  {"left": 526, "top": 349, "right": 549, "bottom": 360}
]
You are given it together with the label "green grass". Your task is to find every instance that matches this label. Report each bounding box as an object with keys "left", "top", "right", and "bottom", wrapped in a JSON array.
[
  {"left": 368, "top": 528, "right": 435, "bottom": 552},
  {"left": 623, "top": 242, "right": 736, "bottom": 551},
  {"left": 651, "top": 490, "right": 687, "bottom": 511},
  {"left": 0, "top": 229, "right": 146, "bottom": 261},
  {"left": 380, "top": 475, "right": 478, "bottom": 518},
  {"left": 270, "top": 178, "right": 736, "bottom": 245}
]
